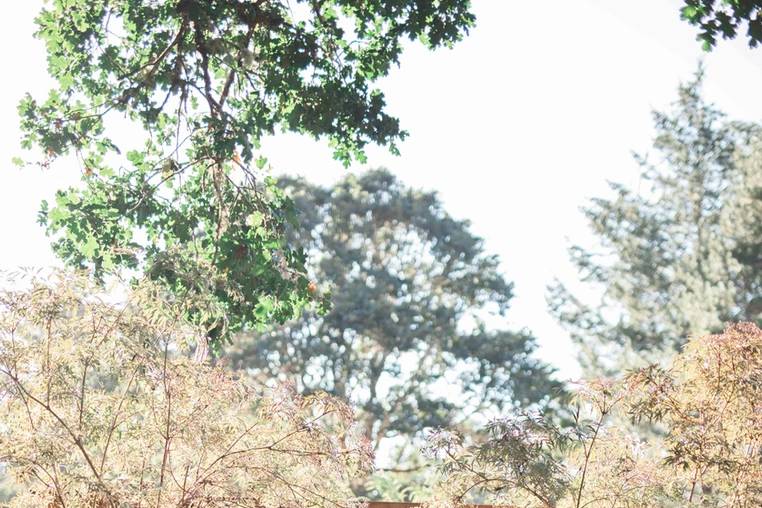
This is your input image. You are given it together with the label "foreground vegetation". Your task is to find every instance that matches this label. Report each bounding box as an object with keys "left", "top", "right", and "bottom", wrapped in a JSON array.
[
  {"left": 428, "top": 323, "right": 762, "bottom": 507},
  {"left": 0, "top": 273, "right": 371, "bottom": 506},
  {"left": 2, "top": 275, "right": 760, "bottom": 506}
]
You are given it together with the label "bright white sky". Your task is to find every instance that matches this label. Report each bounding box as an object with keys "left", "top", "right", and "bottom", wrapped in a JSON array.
[{"left": 2, "top": 1, "right": 762, "bottom": 380}]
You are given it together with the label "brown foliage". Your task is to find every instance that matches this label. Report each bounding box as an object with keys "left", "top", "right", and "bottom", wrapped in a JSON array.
[
  {"left": 0, "top": 272, "right": 371, "bottom": 507},
  {"left": 429, "top": 323, "right": 762, "bottom": 507}
]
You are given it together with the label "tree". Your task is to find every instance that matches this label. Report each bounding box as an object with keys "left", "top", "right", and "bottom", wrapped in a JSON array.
[
  {"left": 228, "top": 169, "right": 563, "bottom": 458},
  {"left": 680, "top": 0, "right": 762, "bottom": 49},
  {"left": 17, "top": 0, "right": 476, "bottom": 346},
  {"left": 0, "top": 271, "right": 371, "bottom": 507},
  {"left": 427, "top": 323, "right": 762, "bottom": 507},
  {"left": 548, "top": 69, "right": 762, "bottom": 372}
]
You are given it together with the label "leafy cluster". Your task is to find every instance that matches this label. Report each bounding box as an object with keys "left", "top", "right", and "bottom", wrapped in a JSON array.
[
  {"left": 427, "top": 323, "right": 762, "bottom": 507},
  {"left": 680, "top": 0, "right": 762, "bottom": 49},
  {"left": 23, "top": 0, "right": 474, "bottom": 166},
  {"left": 0, "top": 272, "right": 371, "bottom": 507},
  {"left": 18, "top": 0, "right": 475, "bottom": 346},
  {"left": 426, "top": 414, "right": 571, "bottom": 506},
  {"left": 627, "top": 322, "right": 762, "bottom": 504}
]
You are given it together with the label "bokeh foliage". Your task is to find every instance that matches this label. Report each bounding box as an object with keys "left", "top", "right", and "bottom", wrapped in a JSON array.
[
  {"left": 230, "top": 170, "right": 563, "bottom": 457},
  {"left": 548, "top": 69, "right": 762, "bottom": 372}
]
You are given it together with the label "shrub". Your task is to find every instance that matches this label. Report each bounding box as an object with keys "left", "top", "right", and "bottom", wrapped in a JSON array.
[
  {"left": 0, "top": 272, "right": 371, "bottom": 507},
  {"left": 428, "top": 323, "right": 762, "bottom": 507}
]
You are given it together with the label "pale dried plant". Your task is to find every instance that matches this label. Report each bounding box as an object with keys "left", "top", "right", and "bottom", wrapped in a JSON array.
[
  {"left": 427, "top": 323, "right": 762, "bottom": 507},
  {"left": 626, "top": 322, "right": 762, "bottom": 506},
  {"left": 0, "top": 271, "right": 372, "bottom": 507}
]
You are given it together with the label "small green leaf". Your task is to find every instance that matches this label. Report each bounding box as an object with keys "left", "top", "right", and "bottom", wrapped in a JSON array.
[
  {"left": 102, "top": 251, "right": 115, "bottom": 271},
  {"left": 247, "top": 211, "right": 264, "bottom": 227},
  {"left": 48, "top": 206, "right": 69, "bottom": 225},
  {"left": 81, "top": 233, "right": 98, "bottom": 258}
]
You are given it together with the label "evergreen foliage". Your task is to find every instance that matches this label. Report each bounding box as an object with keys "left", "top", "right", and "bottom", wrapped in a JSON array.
[{"left": 548, "top": 69, "right": 762, "bottom": 371}]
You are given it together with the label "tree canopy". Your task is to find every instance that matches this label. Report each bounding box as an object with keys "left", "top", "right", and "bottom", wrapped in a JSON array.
[
  {"left": 548, "top": 69, "right": 762, "bottom": 371},
  {"left": 229, "top": 169, "right": 562, "bottom": 456},
  {"left": 18, "top": 0, "right": 475, "bottom": 346}
]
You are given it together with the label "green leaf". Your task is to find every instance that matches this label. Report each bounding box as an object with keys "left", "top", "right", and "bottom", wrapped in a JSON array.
[
  {"left": 247, "top": 211, "right": 264, "bottom": 227},
  {"left": 680, "top": 6, "right": 700, "bottom": 21},
  {"left": 102, "top": 251, "right": 115, "bottom": 271},
  {"left": 81, "top": 233, "right": 98, "bottom": 258},
  {"left": 48, "top": 206, "right": 69, "bottom": 225}
]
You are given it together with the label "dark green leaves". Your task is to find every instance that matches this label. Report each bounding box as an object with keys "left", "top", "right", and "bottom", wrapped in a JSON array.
[
  {"left": 680, "top": 1, "right": 762, "bottom": 49},
  {"left": 27, "top": 0, "right": 474, "bottom": 167},
  {"left": 20, "top": 0, "right": 475, "bottom": 347}
]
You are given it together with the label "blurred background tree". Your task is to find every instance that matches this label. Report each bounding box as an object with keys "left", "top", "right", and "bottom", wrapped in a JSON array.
[
  {"left": 228, "top": 170, "right": 563, "bottom": 480},
  {"left": 548, "top": 69, "right": 762, "bottom": 374}
]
